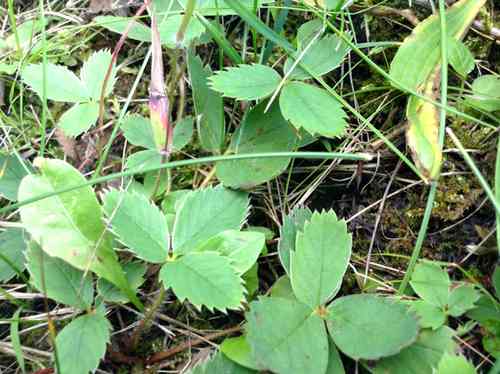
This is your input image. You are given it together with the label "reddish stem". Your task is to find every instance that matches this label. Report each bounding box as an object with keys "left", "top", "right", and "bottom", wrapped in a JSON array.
[{"left": 97, "top": 0, "right": 151, "bottom": 133}]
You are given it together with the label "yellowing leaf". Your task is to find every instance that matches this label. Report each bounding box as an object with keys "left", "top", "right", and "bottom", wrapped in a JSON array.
[
  {"left": 406, "top": 67, "right": 442, "bottom": 180},
  {"left": 390, "top": 0, "right": 485, "bottom": 181}
]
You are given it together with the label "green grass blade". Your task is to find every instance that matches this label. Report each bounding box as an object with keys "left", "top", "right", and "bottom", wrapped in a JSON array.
[
  {"left": 2, "top": 151, "right": 372, "bottom": 215},
  {"left": 10, "top": 308, "right": 25, "bottom": 374},
  {"left": 196, "top": 14, "right": 243, "bottom": 65}
]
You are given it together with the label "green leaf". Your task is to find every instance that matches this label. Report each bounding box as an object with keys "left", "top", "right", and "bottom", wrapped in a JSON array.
[
  {"left": 209, "top": 64, "right": 281, "bottom": 100},
  {"left": 173, "top": 186, "right": 249, "bottom": 255},
  {"left": 26, "top": 241, "right": 94, "bottom": 309},
  {"left": 122, "top": 114, "right": 156, "bottom": 150},
  {"left": 187, "top": 51, "right": 225, "bottom": 153},
  {"left": 103, "top": 189, "right": 169, "bottom": 263},
  {"left": 94, "top": 16, "right": 151, "bottom": 42},
  {"left": 278, "top": 207, "right": 313, "bottom": 274},
  {"left": 97, "top": 262, "right": 146, "bottom": 303},
  {"left": 216, "top": 101, "right": 298, "bottom": 188},
  {"left": 494, "top": 266, "right": 500, "bottom": 299},
  {"left": 18, "top": 158, "right": 140, "bottom": 308},
  {"left": 10, "top": 309, "right": 25, "bottom": 374},
  {"left": 326, "top": 338, "right": 345, "bottom": 374},
  {"left": 296, "top": 19, "right": 323, "bottom": 48},
  {"left": 269, "top": 275, "right": 296, "bottom": 300},
  {"left": 58, "top": 102, "right": 100, "bottom": 137},
  {"left": 160, "top": 251, "right": 245, "bottom": 311},
  {"left": 327, "top": 295, "right": 419, "bottom": 360},
  {"left": 158, "top": 15, "right": 205, "bottom": 48},
  {"left": 369, "top": 326, "right": 456, "bottom": 374},
  {"left": 56, "top": 312, "right": 111, "bottom": 374},
  {"left": 409, "top": 300, "right": 446, "bottom": 329},
  {"left": 410, "top": 261, "right": 450, "bottom": 307},
  {"left": 173, "top": 116, "right": 194, "bottom": 152},
  {"left": 160, "top": 0, "right": 274, "bottom": 16},
  {"left": 246, "top": 297, "right": 329, "bottom": 374},
  {"left": 447, "top": 283, "right": 480, "bottom": 317},
  {"left": 125, "top": 149, "right": 162, "bottom": 172},
  {"left": 220, "top": 335, "right": 258, "bottom": 370},
  {"left": 290, "top": 210, "right": 352, "bottom": 308},
  {"left": 0, "top": 228, "right": 27, "bottom": 282},
  {"left": 284, "top": 35, "right": 350, "bottom": 80},
  {"left": 189, "top": 351, "right": 256, "bottom": 374},
  {"left": 437, "top": 354, "right": 476, "bottom": 374},
  {"left": 95, "top": 15, "right": 204, "bottom": 48},
  {"left": 466, "top": 295, "right": 500, "bottom": 325},
  {"left": 447, "top": 38, "right": 474, "bottom": 77},
  {"left": 195, "top": 230, "right": 264, "bottom": 274},
  {"left": 279, "top": 82, "right": 347, "bottom": 138},
  {"left": 465, "top": 75, "right": 500, "bottom": 113},
  {"left": 161, "top": 189, "right": 191, "bottom": 216},
  {"left": 389, "top": 0, "right": 486, "bottom": 91},
  {"left": 0, "top": 153, "right": 31, "bottom": 201},
  {"left": 242, "top": 263, "right": 259, "bottom": 296},
  {"left": 21, "top": 63, "right": 88, "bottom": 102},
  {"left": 81, "top": 49, "right": 115, "bottom": 100}
]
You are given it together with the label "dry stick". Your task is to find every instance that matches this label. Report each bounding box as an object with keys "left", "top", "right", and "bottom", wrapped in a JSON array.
[
  {"left": 146, "top": 325, "right": 242, "bottom": 365},
  {"left": 94, "top": 0, "right": 151, "bottom": 179}
]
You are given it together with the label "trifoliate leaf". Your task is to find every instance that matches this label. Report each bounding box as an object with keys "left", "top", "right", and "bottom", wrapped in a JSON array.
[
  {"left": 195, "top": 230, "right": 265, "bottom": 274},
  {"left": 160, "top": 251, "right": 245, "bottom": 311},
  {"left": 215, "top": 101, "right": 298, "bottom": 188},
  {"left": 81, "top": 49, "right": 116, "bottom": 100},
  {"left": 58, "top": 102, "right": 99, "bottom": 137},
  {"left": 26, "top": 241, "right": 93, "bottom": 309},
  {"left": 0, "top": 228, "right": 27, "bottom": 282},
  {"left": 278, "top": 207, "right": 313, "bottom": 275},
  {"left": 18, "top": 158, "right": 140, "bottom": 308},
  {"left": 21, "top": 63, "right": 88, "bottom": 102},
  {"left": 209, "top": 64, "right": 281, "bottom": 100},
  {"left": 280, "top": 82, "right": 347, "bottom": 138},
  {"left": 103, "top": 189, "right": 169, "bottom": 263},
  {"left": 327, "top": 295, "right": 419, "bottom": 360},
  {"left": 291, "top": 210, "right": 352, "bottom": 308},
  {"left": 173, "top": 186, "right": 249, "bottom": 255},
  {"left": 56, "top": 312, "right": 111, "bottom": 374},
  {"left": 246, "top": 297, "right": 328, "bottom": 374},
  {"left": 410, "top": 261, "right": 450, "bottom": 308}
]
